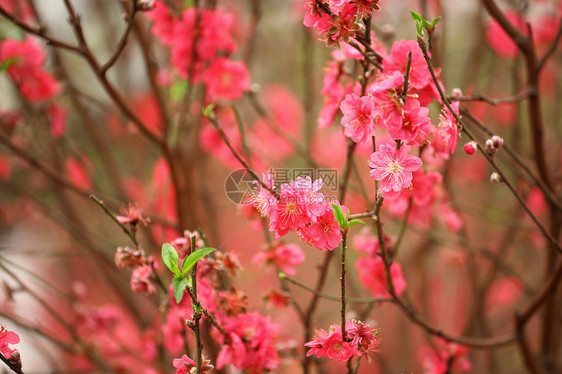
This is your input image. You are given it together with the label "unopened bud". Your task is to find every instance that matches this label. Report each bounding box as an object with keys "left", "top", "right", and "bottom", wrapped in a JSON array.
[
  {"left": 485, "top": 139, "right": 495, "bottom": 153},
  {"left": 490, "top": 135, "right": 503, "bottom": 149},
  {"left": 8, "top": 350, "right": 21, "bottom": 370},
  {"left": 464, "top": 141, "right": 477, "bottom": 155},
  {"left": 490, "top": 172, "right": 501, "bottom": 183},
  {"left": 451, "top": 88, "right": 463, "bottom": 99}
]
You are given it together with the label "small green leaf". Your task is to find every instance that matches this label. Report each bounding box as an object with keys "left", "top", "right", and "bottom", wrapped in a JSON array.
[
  {"left": 181, "top": 247, "right": 217, "bottom": 277},
  {"left": 428, "top": 16, "right": 441, "bottom": 28},
  {"left": 409, "top": 10, "right": 423, "bottom": 22},
  {"left": 278, "top": 272, "right": 287, "bottom": 279},
  {"left": 170, "top": 80, "right": 189, "bottom": 101},
  {"left": 184, "top": 0, "right": 195, "bottom": 8},
  {"left": 161, "top": 243, "right": 180, "bottom": 277},
  {"left": 331, "top": 203, "right": 346, "bottom": 229},
  {"left": 202, "top": 104, "right": 215, "bottom": 118},
  {"left": 410, "top": 10, "right": 424, "bottom": 37},
  {"left": 347, "top": 219, "right": 365, "bottom": 228},
  {"left": 172, "top": 277, "right": 188, "bottom": 304}
]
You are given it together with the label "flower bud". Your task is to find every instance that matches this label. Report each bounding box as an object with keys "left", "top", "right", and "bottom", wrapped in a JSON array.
[
  {"left": 491, "top": 135, "right": 503, "bottom": 149},
  {"left": 485, "top": 139, "right": 495, "bottom": 153},
  {"left": 490, "top": 172, "right": 501, "bottom": 183},
  {"left": 464, "top": 141, "right": 477, "bottom": 155},
  {"left": 451, "top": 88, "right": 463, "bottom": 99}
]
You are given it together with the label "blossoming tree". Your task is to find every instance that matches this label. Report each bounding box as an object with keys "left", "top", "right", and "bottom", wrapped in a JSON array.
[{"left": 0, "top": 0, "right": 561, "bottom": 373}]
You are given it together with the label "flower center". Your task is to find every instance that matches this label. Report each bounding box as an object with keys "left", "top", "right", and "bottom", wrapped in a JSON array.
[{"left": 388, "top": 161, "right": 403, "bottom": 174}]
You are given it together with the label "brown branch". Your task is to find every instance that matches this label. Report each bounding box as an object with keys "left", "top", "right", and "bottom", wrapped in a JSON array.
[
  {"left": 537, "top": 17, "right": 562, "bottom": 71},
  {"left": 0, "top": 5, "right": 80, "bottom": 53},
  {"left": 100, "top": 0, "right": 139, "bottom": 76},
  {"left": 448, "top": 90, "right": 531, "bottom": 105}
]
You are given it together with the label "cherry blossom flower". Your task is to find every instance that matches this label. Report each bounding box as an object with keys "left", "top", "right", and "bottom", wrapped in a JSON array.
[
  {"left": 201, "top": 58, "right": 250, "bottom": 101},
  {"left": 305, "top": 320, "right": 380, "bottom": 361},
  {"left": 434, "top": 101, "right": 460, "bottom": 156},
  {"left": 0, "top": 37, "right": 59, "bottom": 102},
  {"left": 356, "top": 255, "right": 407, "bottom": 297},
  {"left": 386, "top": 98, "right": 432, "bottom": 146},
  {"left": 299, "top": 205, "right": 343, "bottom": 250},
  {"left": 173, "top": 354, "right": 214, "bottom": 374},
  {"left": 340, "top": 93, "right": 377, "bottom": 143},
  {"left": 0, "top": 325, "right": 19, "bottom": 359},
  {"left": 253, "top": 243, "right": 305, "bottom": 276},
  {"left": 130, "top": 265, "right": 156, "bottom": 295},
  {"left": 305, "top": 327, "right": 355, "bottom": 361},
  {"left": 369, "top": 143, "right": 423, "bottom": 199},
  {"left": 215, "top": 312, "right": 281, "bottom": 372}
]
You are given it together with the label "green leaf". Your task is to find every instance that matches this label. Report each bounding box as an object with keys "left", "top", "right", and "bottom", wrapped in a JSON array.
[
  {"left": 161, "top": 243, "right": 180, "bottom": 277},
  {"left": 331, "top": 203, "right": 346, "bottom": 229},
  {"left": 278, "top": 272, "right": 287, "bottom": 279},
  {"left": 172, "top": 277, "right": 188, "bottom": 304},
  {"left": 428, "top": 16, "right": 441, "bottom": 28},
  {"left": 202, "top": 104, "right": 215, "bottom": 118},
  {"left": 181, "top": 247, "right": 217, "bottom": 277},
  {"left": 410, "top": 10, "right": 424, "bottom": 37},
  {"left": 184, "top": 0, "right": 195, "bottom": 8},
  {"left": 347, "top": 219, "right": 365, "bottom": 228},
  {"left": 170, "top": 80, "right": 189, "bottom": 101}
]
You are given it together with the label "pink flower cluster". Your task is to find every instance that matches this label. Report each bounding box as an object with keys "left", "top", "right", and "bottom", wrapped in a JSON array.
[
  {"left": 252, "top": 175, "right": 343, "bottom": 250},
  {"left": 353, "top": 230, "right": 407, "bottom": 297},
  {"left": 147, "top": 1, "right": 249, "bottom": 101},
  {"left": 253, "top": 242, "right": 305, "bottom": 276},
  {"left": 0, "top": 37, "right": 59, "bottom": 102},
  {"left": 303, "top": 0, "right": 381, "bottom": 45},
  {"left": 305, "top": 320, "right": 380, "bottom": 361},
  {"left": 418, "top": 339, "right": 472, "bottom": 374},
  {"left": 215, "top": 312, "right": 281, "bottom": 372}
]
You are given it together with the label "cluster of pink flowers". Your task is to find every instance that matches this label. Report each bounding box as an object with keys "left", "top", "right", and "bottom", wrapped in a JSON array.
[
  {"left": 353, "top": 230, "right": 407, "bottom": 297},
  {"left": 252, "top": 175, "right": 343, "bottom": 250},
  {"left": 418, "top": 339, "right": 471, "bottom": 374},
  {"left": 304, "top": 0, "right": 381, "bottom": 45},
  {"left": 147, "top": 1, "right": 249, "bottom": 101},
  {"left": 214, "top": 312, "right": 281, "bottom": 372},
  {"left": 0, "top": 37, "right": 59, "bottom": 102},
  {"left": 305, "top": 320, "right": 380, "bottom": 361},
  {"left": 253, "top": 242, "right": 305, "bottom": 276}
]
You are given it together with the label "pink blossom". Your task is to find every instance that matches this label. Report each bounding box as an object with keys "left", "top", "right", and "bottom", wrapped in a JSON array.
[
  {"left": 299, "top": 205, "right": 342, "bottom": 250},
  {"left": 383, "top": 40, "right": 431, "bottom": 90},
  {"left": 356, "top": 255, "right": 407, "bottom": 297},
  {"left": 146, "top": 1, "right": 177, "bottom": 44},
  {"left": 434, "top": 102, "right": 460, "bottom": 156},
  {"left": 202, "top": 58, "right": 250, "bottom": 101},
  {"left": 386, "top": 98, "right": 431, "bottom": 145},
  {"left": 340, "top": 93, "right": 377, "bottom": 143},
  {"left": 215, "top": 312, "right": 280, "bottom": 372},
  {"left": 253, "top": 243, "right": 305, "bottom": 276},
  {"left": 486, "top": 11, "right": 526, "bottom": 58},
  {"left": 173, "top": 354, "right": 214, "bottom": 374},
  {"left": 303, "top": 0, "right": 331, "bottom": 34},
  {"left": 130, "top": 265, "right": 155, "bottom": 295},
  {"left": 326, "top": 3, "right": 360, "bottom": 45},
  {"left": 367, "top": 71, "right": 405, "bottom": 130},
  {"left": 0, "top": 37, "right": 59, "bottom": 102},
  {"left": 369, "top": 143, "right": 423, "bottom": 198},
  {"left": 268, "top": 177, "right": 326, "bottom": 238},
  {"left": 305, "top": 327, "right": 355, "bottom": 361},
  {"left": 65, "top": 157, "right": 92, "bottom": 190},
  {"left": 0, "top": 325, "right": 19, "bottom": 359},
  {"left": 305, "top": 320, "right": 380, "bottom": 361},
  {"left": 48, "top": 104, "right": 66, "bottom": 137}
]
